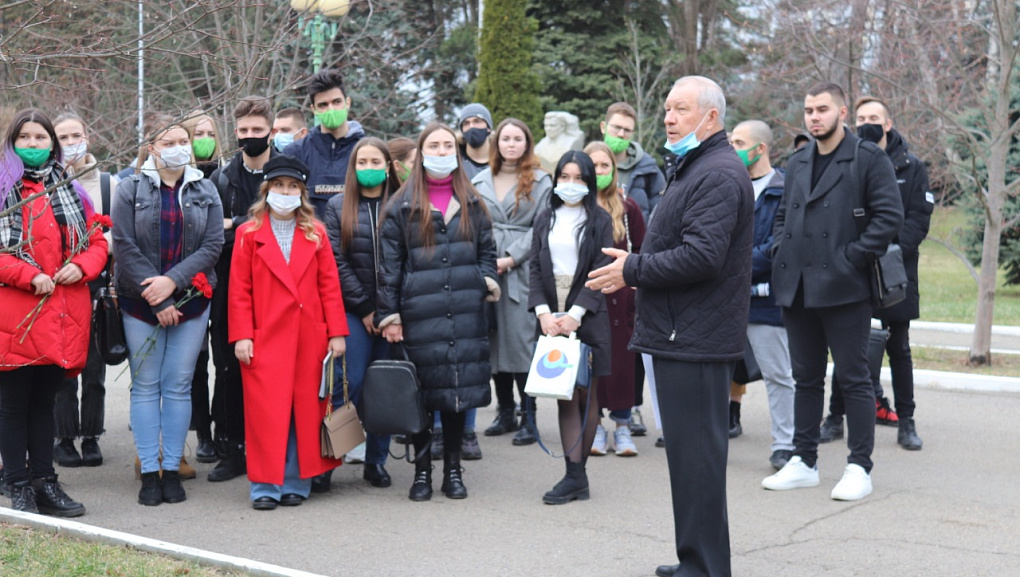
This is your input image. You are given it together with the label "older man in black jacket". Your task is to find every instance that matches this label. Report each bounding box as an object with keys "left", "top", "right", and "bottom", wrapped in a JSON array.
[
  {"left": 763, "top": 82, "right": 903, "bottom": 502},
  {"left": 588, "top": 76, "right": 753, "bottom": 577}
]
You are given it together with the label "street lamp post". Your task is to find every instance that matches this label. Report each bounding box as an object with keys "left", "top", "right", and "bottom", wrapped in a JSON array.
[{"left": 289, "top": 0, "right": 350, "bottom": 73}]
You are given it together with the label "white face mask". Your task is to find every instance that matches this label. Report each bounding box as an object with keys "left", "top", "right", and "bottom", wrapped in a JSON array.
[
  {"left": 158, "top": 144, "right": 192, "bottom": 169},
  {"left": 266, "top": 192, "right": 302, "bottom": 215},
  {"left": 554, "top": 182, "right": 589, "bottom": 204},
  {"left": 62, "top": 142, "right": 88, "bottom": 164},
  {"left": 422, "top": 154, "right": 459, "bottom": 178}
]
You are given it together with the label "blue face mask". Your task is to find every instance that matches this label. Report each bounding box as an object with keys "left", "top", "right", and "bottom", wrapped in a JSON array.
[
  {"left": 273, "top": 132, "right": 295, "bottom": 152},
  {"left": 422, "top": 154, "right": 459, "bottom": 178},
  {"left": 664, "top": 112, "right": 711, "bottom": 159},
  {"left": 554, "top": 182, "right": 589, "bottom": 205}
]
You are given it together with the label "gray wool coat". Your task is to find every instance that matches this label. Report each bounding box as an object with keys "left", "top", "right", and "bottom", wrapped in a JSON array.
[{"left": 472, "top": 167, "right": 552, "bottom": 373}]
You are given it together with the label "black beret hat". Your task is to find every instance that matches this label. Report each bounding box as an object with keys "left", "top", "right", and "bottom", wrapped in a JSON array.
[{"left": 263, "top": 154, "right": 310, "bottom": 182}]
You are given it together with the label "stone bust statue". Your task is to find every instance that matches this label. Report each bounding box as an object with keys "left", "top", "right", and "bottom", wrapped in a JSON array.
[{"left": 534, "top": 111, "right": 585, "bottom": 173}]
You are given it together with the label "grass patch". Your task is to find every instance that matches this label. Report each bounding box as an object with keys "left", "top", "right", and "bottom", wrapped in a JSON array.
[
  {"left": 920, "top": 205, "right": 1020, "bottom": 325},
  {"left": 0, "top": 523, "right": 249, "bottom": 577},
  {"left": 910, "top": 346, "right": 1020, "bottom": 377}
]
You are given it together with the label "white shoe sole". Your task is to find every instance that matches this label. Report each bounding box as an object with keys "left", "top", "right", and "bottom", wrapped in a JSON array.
[
  {"left": 762, "top": 474, "right": 820, "bottom": 491},
  {"left": 831, "top": 484, "right": 872, "bottom": 501}
]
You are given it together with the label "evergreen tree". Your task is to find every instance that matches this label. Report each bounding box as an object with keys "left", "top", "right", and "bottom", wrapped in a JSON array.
[{"left": 474, "top": 0, "right": 543, "bottom": 134}]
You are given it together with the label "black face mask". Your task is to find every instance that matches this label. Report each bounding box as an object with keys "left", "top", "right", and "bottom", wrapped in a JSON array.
[
  {"left": 856, "top": 123, "right": 885, "bottom": 144},
  {"left": 464, "top": 127, "right": 490, "bottom": 149},
  {"left": 238, "top": 136, "right": 271, "bottom": 157}
]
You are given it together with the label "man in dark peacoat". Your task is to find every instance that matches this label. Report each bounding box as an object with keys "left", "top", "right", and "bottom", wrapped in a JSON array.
[
  {"left": 763, "top": 83, "right": 903, "bottom": 503},
  {"left": 821, "top": 97, "right": 933, "bottom": 451},
  {"left": 588, "top": 76, "right": 753, "bottom": 577}
]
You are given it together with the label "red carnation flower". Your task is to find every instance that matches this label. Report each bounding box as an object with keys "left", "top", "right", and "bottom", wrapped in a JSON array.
[
  {"left": 88, "top": 214, "right": 113, "bottom": 230},
  {"left": 191, "top": 272, "right": 213, "bottom": 299}
]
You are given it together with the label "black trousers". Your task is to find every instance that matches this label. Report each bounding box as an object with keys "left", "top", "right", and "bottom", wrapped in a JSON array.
[
  {"left": 0, "top": 365, "right": 65, "bottom": 485},
  {"left": 654, "top": 358, "right": 733, "bottom": 577},
  {"left": 53, "top": 330, "right": 106, "bottom": 439},
  {"left": 209, "top": 253, "right": 244, "bottom": 442},
  {"left": 783, "top": 298, "right": 876, "bottom": 472},
  {"left": 829, "top": 319, "right": 915, "bottom": 419},
  {"left": 412, "top": 410, "right": 466, "bottom": 462}
]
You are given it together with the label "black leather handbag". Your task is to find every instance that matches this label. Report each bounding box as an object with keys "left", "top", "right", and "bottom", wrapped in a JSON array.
[
  {"left": 92, "top": 261, "right": 128, "bottom": 365},
  {"left": 732, "top": 337, "right": 762, "bottom": 385},
  {"left": 361, "top": 346, "right": 428, "bottom": 438}
]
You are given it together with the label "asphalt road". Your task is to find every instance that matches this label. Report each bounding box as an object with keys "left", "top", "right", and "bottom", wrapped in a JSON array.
[{"left": 21, "top": 362, "right": 1020, "bottom": 577}]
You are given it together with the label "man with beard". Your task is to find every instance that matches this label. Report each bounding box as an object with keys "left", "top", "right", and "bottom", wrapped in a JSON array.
[
  {"left": 818, "top": 96, "right": 933, "bottom": 451},
  {"left": 762, "top": 82, "right": 902, "bottom": 502}
]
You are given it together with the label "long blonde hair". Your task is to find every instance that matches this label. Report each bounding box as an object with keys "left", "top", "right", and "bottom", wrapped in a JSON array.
[
  {"left": 246, "top": 178, "right": 321, "bottom": 245},
  {"left": 584, "top": 141, "right": 626, "bottom": 243}
]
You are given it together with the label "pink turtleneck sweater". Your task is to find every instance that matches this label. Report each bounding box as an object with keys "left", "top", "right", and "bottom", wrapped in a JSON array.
[{"left": 427, "top": 174, "right": 454, "bottom": 215}]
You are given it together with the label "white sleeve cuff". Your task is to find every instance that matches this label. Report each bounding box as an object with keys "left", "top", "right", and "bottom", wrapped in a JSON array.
[
  {"left": 567, "top": 305, "right": 586, "bottom": 323},
  {"left": 535, "top": 304, "right": 551, "bottom": 318}
]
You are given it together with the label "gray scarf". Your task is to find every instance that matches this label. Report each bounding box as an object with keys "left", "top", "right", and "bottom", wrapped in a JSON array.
[{"left": 0, "top": 158, "right": 89, "bottom": 270}]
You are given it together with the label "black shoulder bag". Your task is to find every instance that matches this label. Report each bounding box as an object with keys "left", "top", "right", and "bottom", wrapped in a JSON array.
[{"left": 849, "top": 141, "right": 908, "bottom": 309}]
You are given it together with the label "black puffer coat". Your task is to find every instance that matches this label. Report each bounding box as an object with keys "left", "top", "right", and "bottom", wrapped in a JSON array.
[
  {"left": 324, "top": 194, "right": 383, "bottom": 319},
  {"left": 375, "top": 190, "right": 497, "bottom": 413},
  {"left": 623, "top": 131, "right": 754, "bottom": 362},
  {"left": 873, "top": 129, "right": 933, "bottom": 322}
]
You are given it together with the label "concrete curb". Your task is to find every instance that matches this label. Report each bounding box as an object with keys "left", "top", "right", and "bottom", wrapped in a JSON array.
[
  {"left": 825, "top": 364, "right": 1020, "bottom": 395},
  {"left": 911, "top": 320, "right": 1020, "bottom": 337},
  {"left": 0, "top": 507, "right": 328, "bottom": 577}
]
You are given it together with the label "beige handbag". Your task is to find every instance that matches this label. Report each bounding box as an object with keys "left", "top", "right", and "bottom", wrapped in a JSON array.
[{"left": 320, "top": 354, "right": 365, "bottom": 459}]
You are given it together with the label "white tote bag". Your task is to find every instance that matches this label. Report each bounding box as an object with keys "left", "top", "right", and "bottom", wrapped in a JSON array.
[{"left": 524, "top": 334, "right": 590, "bottom": 400}]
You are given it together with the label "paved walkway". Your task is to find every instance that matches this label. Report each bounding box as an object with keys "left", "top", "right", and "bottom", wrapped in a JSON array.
[{"left": 3, "top": 354, "right": 1019, "bottom": 576}]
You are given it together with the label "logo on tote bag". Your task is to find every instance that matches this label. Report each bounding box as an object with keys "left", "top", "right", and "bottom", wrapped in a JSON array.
[{"left": 536, "top": 349, "right": 574, "bottom": 379}]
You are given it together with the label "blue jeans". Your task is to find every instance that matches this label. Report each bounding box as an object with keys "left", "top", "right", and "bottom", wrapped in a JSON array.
[
  {"left": 333, "top": 312, "right": 391, "bottom": 466},
  {"left": 250, "top": 419, "right": 310, "bottom": 500},
  {"left": 124, "top": 307, "right": 210, "bottom": 474},
  {"left": 608, "top": 408, "right": 632, "bottom": 424}
]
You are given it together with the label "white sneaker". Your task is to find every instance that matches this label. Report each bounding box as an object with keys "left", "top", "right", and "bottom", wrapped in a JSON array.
[
  {"left": 613, "top": 427, "right": 638, "bottom": 457},
  {"left": 344, "top": 442, "right": 366, "bottom": 464},
  {"left": 590, "top": 424, "right": 608, "bottom": 456},
  {"left": 761, "top": 456, "right": 820, "bottom": 490},
  {"left": 830, "top": 463, "right": 872, "bottom": 501}
]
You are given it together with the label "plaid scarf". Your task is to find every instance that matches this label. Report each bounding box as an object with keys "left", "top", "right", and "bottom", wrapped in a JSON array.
[{"left": 0, "top": 158, "right": 89, "bottom": 270}]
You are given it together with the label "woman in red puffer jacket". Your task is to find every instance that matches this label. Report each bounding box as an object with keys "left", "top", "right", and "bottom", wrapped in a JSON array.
[{"left": 0, "top": 109, "right": 108, "bottom": 517}]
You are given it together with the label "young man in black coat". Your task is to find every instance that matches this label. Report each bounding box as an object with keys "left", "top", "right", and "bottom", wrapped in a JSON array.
[
  {"left": 819, "top": 96, "right": 933, "bottom": 450},
  {"left": 588, "top": 76, "right": 753, "bottom": 577},
  {"left": 763, "top": 83, "right": 903, "bottom": 502}
]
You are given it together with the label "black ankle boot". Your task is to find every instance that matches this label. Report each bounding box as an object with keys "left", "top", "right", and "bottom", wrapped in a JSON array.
[
  {"left": 80, "top": 437, "right": 103, "bottom": 467},
  {"left": 9, "top": 480, "right": 39, "bottom": 513},
  {"left": 138, "top": 472, "right": 162, "bottom": 506},
  {"left": 441, "top": 454, "right": 467, "bottom": 499},
  {"left": 484, "top": 406, "right": 518, "bottom": 436},
  {"left": 409, "top": 458, "right": 433, "bottom": 502},
  {"left": 33, "top": 475, "right": 85, "bottom": 517},
  {"left": 195, "top": 432, "right": 217, "bottom": 463},
  {"left": 513, "top": 401, "right": 537, "bottom": 446},
  {"left": 542, "top": 458, "right": 589, "bottom": 505},
  {"left": 728, "top": 400, "right": 742, "bottom": 439},
  {"left": 208, "top": 442, "right": 246, "bottom": 482}
]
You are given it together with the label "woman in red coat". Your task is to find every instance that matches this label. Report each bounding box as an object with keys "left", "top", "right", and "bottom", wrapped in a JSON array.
[
  {"left": 229, "top": 155, "right": 348, "bottom": 510},
  {"left": 0, "top": 109, "right": 108, "bottom": 516}
]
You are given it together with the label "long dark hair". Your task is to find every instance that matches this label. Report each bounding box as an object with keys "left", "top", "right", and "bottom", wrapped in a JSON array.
[
  {"left": 395, "top": 122, "right": 485, "bottom": 251},
  {"left": 489, "top": 117, "right": 539, "bottom": 214},
  {"left": 340, "top": 137, "right": 398, "bottom": 252},
  {"left": 549, "top": 150, "right": 600, "bottom": 244}
]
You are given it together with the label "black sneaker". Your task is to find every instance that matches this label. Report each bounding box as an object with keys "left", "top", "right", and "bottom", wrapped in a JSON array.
[
  {"left": 818, "top": 414, "right": 844, "bottom": 444},
  {"left": 161, "top": 470, "right": 187, "bottom": 504},
  {"left": 461, "top": 430, "right": 482, "bottom": 461},
  {"left": 33, "top": 475, "right": 85, "bottom": 517},
  {"left": 310, "top": 470, "right": 333, "bottom": 493},
  {"left": 655, "top": 435, "right": 665, "bottom": 448},
  {"left": 138, "top": 472, "right": 162, "bottom": 506},
  {"left": 629, "top": 408, "right": 648, "bottom": 437},
  {"left": 195, "top": 436, "right": 218, "bottom": 464},
  {"left": 769, "top": 449, "right": 794, "bottom": 470},
  {"left": 9, "top": 481, "right": 39, "bottom": 513},
  {"left": 54, "top": 438, "right": 82, "bottom": 467},
  {"left": 80, "top": 437, "right": 103, "bottom": 467},
  {"left": 897, "top": 417, "right": 923, "bottom": 451}
]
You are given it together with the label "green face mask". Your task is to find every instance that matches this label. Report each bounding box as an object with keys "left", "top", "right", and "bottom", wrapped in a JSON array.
[
  {"left": 603, "top": 133, "right": 631, "bottom": 154},
  {"left": 315, "top": 108, "right": 348, "bottom": 130},
  {"left": 15, "top": 147, "right": 52, "bottom": 168},
  {"left": 596, "top": 172, "right": 613, "bottom": 191},
  {"left": 192, "top": 137, "right": 216, "bottom": 161},
  {"left": 396, "top": 161, "right": 411, "bottom": 181},
  {"left": 736, "top": 144, "right": 762, "bottom": 168},
  {"left": 356, "top": 168, "right": 388, "bottom": 188}
]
